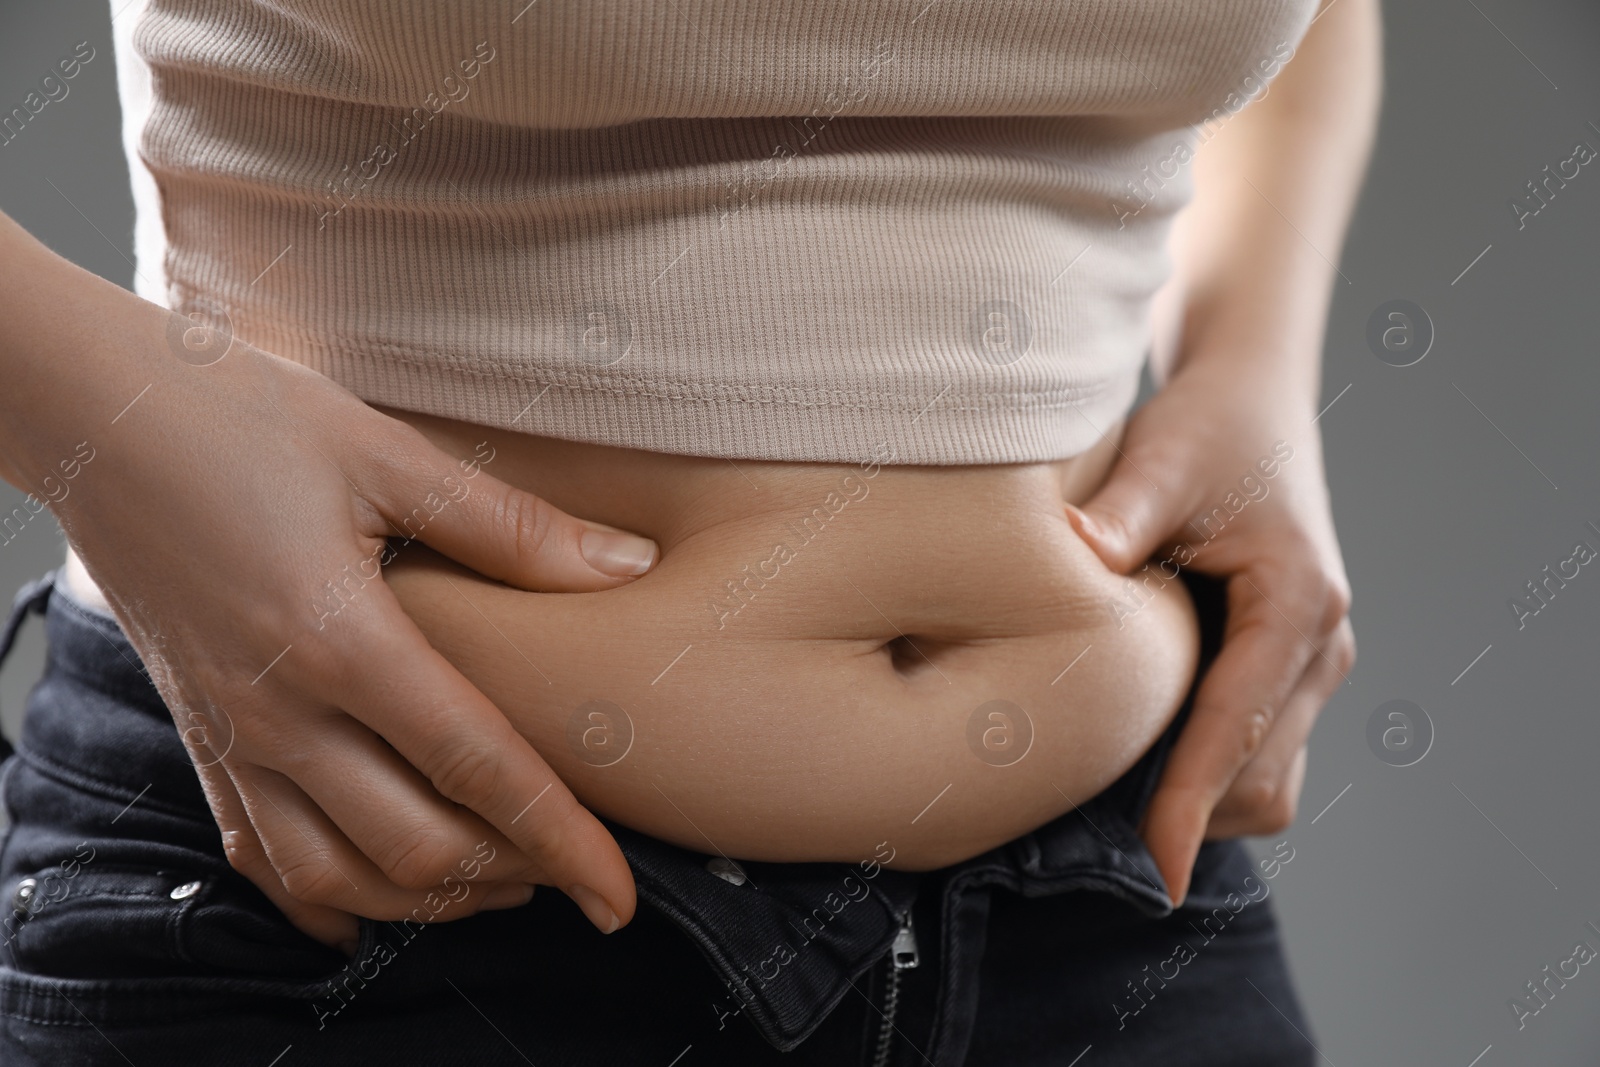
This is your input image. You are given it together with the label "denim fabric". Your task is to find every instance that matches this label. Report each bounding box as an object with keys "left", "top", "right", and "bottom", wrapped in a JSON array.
[{"left": 0, "top": 568, "right": 1315, "bottom": 1065}]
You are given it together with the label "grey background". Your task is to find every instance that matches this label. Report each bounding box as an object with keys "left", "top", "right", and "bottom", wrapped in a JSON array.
[{"left": 4, "top": 1, "right": 1600, "bottom": 1064}]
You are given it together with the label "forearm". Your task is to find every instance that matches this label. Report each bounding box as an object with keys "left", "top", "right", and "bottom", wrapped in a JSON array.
[
  {"left": 1153, "top": 0, "right": 1384, "bottom": 397},
  {"left": 0, "top": 209, "right": 166, "bottom": 491}
]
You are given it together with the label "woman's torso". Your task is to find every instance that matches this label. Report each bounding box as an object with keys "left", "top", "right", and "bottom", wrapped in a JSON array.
[
  {"left": 365, "top": 411, "right": 1201, "bottom": 866},
  {"left": 63, "top": 405, "right": 1200, "bottom": 864},
  {"left": 81, "top": 0, "right": 1317, "bottom": 860}
]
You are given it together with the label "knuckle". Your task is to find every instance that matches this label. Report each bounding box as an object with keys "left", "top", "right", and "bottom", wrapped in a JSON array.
[
  {"left": 376, "top": 832, "right": 463, "bottom": 890},
  {"left": 1318, "top": 574, "right": 1353, "bottom": 631},
  {"left": 277, "top": 856, "right": 353, "bottom": 906},
  {"left": 220, "top": 829, "right": 265, "bottom": 877},
  {"left": 1238, "top": 774, "right": 1282, "bottom": 819},
  {"left": 508, "top": 790, "right": 589, "bottom": 865},
  {"left": 296, "top": 615, "right": 408, "bottom": 703},
  {"left": 1238, "top": 703, "right": 1274, "bottom": 761},
  {"left": 287, "top": 630, "right": 348, "bottom": 686},
  {"left": 1231, "top": 773, "right": 1296, "bottom": 834},
  {"left": 1262, "top": 791, "right": 1297, "bottom": 834},
  {"left": 504, "top": 490, "right": 554, "bottom": 563},
  {"left": 431, "top": 741, "right": 504, "bottom": 808}
]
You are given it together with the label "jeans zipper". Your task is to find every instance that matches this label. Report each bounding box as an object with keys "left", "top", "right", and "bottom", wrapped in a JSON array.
[{"left": 870, "top": 912, "right": 920, "bottom": 1067}]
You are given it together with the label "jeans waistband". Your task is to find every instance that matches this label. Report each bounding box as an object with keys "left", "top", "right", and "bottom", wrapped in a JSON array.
[{"left": 0, "top": 566, "right": 1230, "bottom": 1057}]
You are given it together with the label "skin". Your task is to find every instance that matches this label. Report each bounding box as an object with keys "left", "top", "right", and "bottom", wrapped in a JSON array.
[
  {"left": 372, "top": 419, "right": 1201, "bottom": 870},
  {"left": 0, "top": 0, "right": 1381, "bottom": 943}
]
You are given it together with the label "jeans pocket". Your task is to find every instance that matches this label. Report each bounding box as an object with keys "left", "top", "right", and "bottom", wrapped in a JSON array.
[
  {"left": 3, "top": 861, "right": 344, "bottom": 983},
  {"left": 0, "top": 862, "right": 361, "bottom": 1038}
]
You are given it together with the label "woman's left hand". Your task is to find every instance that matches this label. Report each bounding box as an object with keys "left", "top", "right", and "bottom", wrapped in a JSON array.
[{"left": 1068, "top": 343, "right": 1357, "bottom": 906}]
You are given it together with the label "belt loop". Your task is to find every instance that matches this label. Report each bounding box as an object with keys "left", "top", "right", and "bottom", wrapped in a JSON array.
[
  {"left": 0, "top": 569, "right": 59, "bottom": 762},
  {"left": 0, "top": 570, "right": 56, "bottom": 671}
]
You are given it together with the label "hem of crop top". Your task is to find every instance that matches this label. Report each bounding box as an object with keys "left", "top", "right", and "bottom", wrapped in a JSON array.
[{"left": 234, "top": 324, "right": 1148, "bottom": 466}]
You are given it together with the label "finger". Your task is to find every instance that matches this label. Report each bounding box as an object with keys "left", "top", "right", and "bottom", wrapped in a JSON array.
[
  {"left": 233, "top": 762, "right": 528, "bottom": 922},
  {"left": 323, "top": 595, "right": 636, "bottom": 933},
  {"left": 1069, "top": 441, "right": 1197, "bottom": 575},
  {"left": 1139, "top": 572, "right": 1330, "bottom": 905},
  {"left": 1227, "top": 743, "right": 1308, "bottom": 841},
  {"left": 1206, "top": 618, "right": 1354, "bottom": 838},
  {"left": 265, "top": 708, "right": 549, "bottom": 892},
  {"left": 194, "top": 761, "right": 361, "bottom": 950},
  {"left": 370, "top": 431, "right": 658, "bottom": 592}
]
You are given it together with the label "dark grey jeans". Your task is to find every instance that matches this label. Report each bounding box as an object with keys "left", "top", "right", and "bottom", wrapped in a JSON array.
[{"left": 0, "top": 567, "right": 1315, "bottom": 1065}]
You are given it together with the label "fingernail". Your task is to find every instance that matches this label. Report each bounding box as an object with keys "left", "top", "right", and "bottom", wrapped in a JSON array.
[
  {"left": 565, "top": 884, "right": 621, "bottom": 934},
  {"left": 1063, "top": 503, "right": 1098, "bottom": 541},
  {"left": 481, "top": 883, "right": 536, "bottom": 911},
  {"left": 580, "top": 529, "right": 658, "bottom": 578}
]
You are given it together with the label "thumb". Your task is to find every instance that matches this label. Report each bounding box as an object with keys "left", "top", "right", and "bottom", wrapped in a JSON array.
[
  {"left": 1069, "top": 454, "right": 1190, "bottom": 575},
  {"left": 373, "top": 447, "right": 659, "bottom": 593}
]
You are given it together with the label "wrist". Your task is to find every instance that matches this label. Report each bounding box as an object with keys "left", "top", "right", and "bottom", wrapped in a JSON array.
[{"left": 1165, "top": 296, "right": 1328, "bottom": 418}]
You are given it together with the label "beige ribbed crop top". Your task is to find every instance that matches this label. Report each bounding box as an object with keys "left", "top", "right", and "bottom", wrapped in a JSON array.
[{"left": 110, "top": 0, "right": 1317, "bottom": 464}]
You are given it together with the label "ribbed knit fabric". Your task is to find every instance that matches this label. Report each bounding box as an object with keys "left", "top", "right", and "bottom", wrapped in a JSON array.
[{"left": 110, "top": 0, "right": 1317, "bottom": 464}]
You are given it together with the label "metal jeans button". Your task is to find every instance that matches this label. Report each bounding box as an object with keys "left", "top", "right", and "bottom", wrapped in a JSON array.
[
  {"left": 10, "top": 877, "right": 37, "bottom": 918},
  {"left": 170, "top": 879, "right": 203, "bottom": 901}
]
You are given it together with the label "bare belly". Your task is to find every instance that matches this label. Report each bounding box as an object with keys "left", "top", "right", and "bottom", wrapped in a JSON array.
[{"left": 373, "top": 408, "right": 1201, "bottom": 870}]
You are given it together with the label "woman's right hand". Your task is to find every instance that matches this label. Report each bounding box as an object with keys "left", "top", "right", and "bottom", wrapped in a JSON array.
[{"left": 0, "top": 218, "right": 653, "bottom": 948}]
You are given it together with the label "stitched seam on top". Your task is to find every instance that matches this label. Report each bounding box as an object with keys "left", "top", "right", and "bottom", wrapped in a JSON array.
[{"left": 363, "top": 350, "right": 1115, "bottom": 414}]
